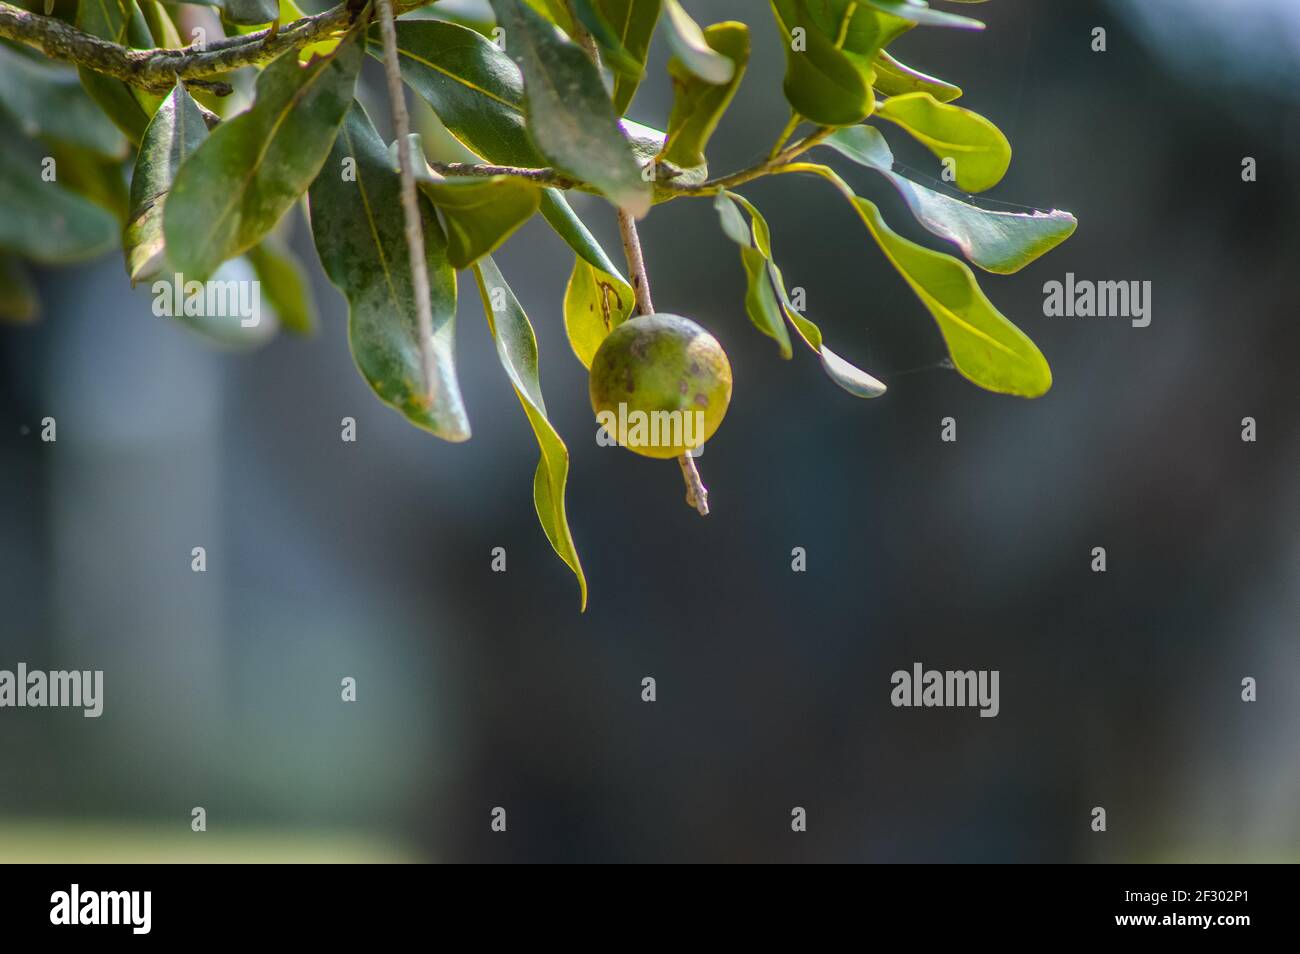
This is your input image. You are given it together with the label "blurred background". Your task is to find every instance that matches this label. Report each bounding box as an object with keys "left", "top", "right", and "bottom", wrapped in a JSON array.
[{"left": 1, "top": 0, "right": 1297, "bottom": 862}]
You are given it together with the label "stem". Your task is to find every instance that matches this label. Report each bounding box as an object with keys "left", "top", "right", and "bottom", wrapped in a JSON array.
[
  {"left": 377, "top": 0, "right": 438, "bottom": 407},
  {"left": 0, "top": 0, "right": 422, "bottom": 94},
  {"left": 768, "top": 111, "right": 801, "bottom": 160},
  {"left": 562, "top": 3, "right": 711, "bottom": 517}
]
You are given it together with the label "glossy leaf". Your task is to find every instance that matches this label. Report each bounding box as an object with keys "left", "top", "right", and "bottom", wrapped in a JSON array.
[
  {"left": 771, "top": 0, "right": 872, "bottom": 127},
  {"left": 866, "top": 0, "right": 983, "bottom": 30},
  {"left": 247, "top": 234, "right": 315, "bottom": 335},
  {"left": 165, "top": 38, "right": 362, "bottom": 281},
  {"left": 490, "top": 0, "right": 651, "bottom": 215},
  {"left": 875, "top": 91, "right": 1010, "bottom": 192},
  {"left": 0, "top": 45, "right": 127, "bottom": 158},
  {"left": 600, "top": 0, "right": 664, "bottom": 115},
  {"left": 379, "top": 19, "right": 546, "bottom": 167},
  {"left": 538, "top": 190, "right": 635, "bottom": 367},
  {"left": 403, "top": 140, "right": 541, "bottom": 268},
  {"left": 569, "top": 0, "right": 644, "bottom": 78},
  {"left": 471, "top": 255, "right": 588, "bottom": 610},
  {"left": 660, "top": 21, "right": 749, "bottom": 169},
  {"left": 802, "top": 0, "right": 914, "bottom": 80},
  {"left": 124, "top": 83, "right": 209, "bottom": 283},
  {"left": 663, "top": 0, "right": 735, "bottom": 84},
  {"left": 714, "top": 192, "right": 791, "bottom": 358},
  {"left": 796, "top": 163, "right": 1051, "bottom": 397},
  {"left": 0, "top": 135, "right": 118, "bottom": 264},
  {"left": 0, "top": 257, "right": 39, "bottom": 323},
  {"left": 872, "top": 49, "right": 961, "bottom": 102},
  {"left": 309, "top": 103, "right": 471, "bottom": 441},
  {"left": 165, "top": 255, "right": 280, "bottom": 350},
  {"left": 718, "top": 190, "right": 885, "bottom": 396},
  {"left": 822, "top": 125, "right": 1076, "bottom": 273}
]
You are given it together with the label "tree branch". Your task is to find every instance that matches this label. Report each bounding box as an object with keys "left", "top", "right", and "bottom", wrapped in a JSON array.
[
  {"left": 376, "top": 0, "right": 440, "bottom": 409},
  {"left": 0, "top": 0, "right": 424, "bottom": 95}
]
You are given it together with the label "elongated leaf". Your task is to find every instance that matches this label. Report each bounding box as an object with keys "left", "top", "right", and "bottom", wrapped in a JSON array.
[
  {"left": 600, "top": 0, "right": 664, "bottom": 115},
  {"left": 400, "top": 138, "right": 541, "bottom": 268},
  {"left": 872, "top": 49, "right": 961, "bottom": 102},
  {"left": 0, "top": 136, "right": 118, "bottom": 264},
  {"left": 490, "top": 0, "right": 651, "bottom": 215},
  {"left": 771, "top": 0, "right": 872, "bottom": 126},
  {"left": 801, "top": 0, "right": 914, "bottom": 81},
  {"left": 866, "top": 0, "right": 983, "bottom": 30},
  {"left": 538, "top": 190, "right": 635, "bottom": 366},
  {"left": 0, "top": 256, "right": 39, "bottom": 323},
  {"left": 158, "top": 255, "right": 280, "bottom": 349},
  {"left": 660, "top": 21, "right": 748, "bottom": 169},
  {"left": 165, "top": 38, "right": 362, "bottom": 281},
  {"left": 875, "top": 91, "right": 1010, "bottom": 192},
  {"left": 247, "top": 234, "right": 315, "bottom": 335},
  {"left": 309, "top": 103, "right": 471, "bottom": 441},
  {"left": 379, "top": 20, "right": 545, "bottom": 167},
  {"left": 797, "top": 163, "right": 1051, "bottom": 397},
  {"left": 382, "top": 22, "right": 699, "bottom": 192},
  {"left": 0, "top": 46, "right": 127, "bottom": 158},
  {"left": 124, "top": 83, "right": 209, "bottom": 283},
  {"left": 718, "top": 190, "right": 885, "bottom": 396},
  {"left": 568, "top": 0, "right": 642, "bottom": 77},
  {"left": 714, "top": 193, "right": 791, "bottom": 358},
  {"left": 76, "top": 0, "right": 156, "bottom": 144},
  {"left": 471, "top": 255, "right": 587, "bottom": 610},
  {"left": 663, "top": 0, "right": 734, "bottom": 84},
  {"left": 822, "top": 125, "right": 1075, "bottom": 273}
]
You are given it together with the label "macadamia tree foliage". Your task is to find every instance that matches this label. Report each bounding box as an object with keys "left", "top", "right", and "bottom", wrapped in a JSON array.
[{"left": 0, "top": 0, "right": 1077, "bottom": 608}]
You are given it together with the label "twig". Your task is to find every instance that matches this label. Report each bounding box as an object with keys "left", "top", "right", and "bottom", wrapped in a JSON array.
[
  {"left": 376, "top": 0, "right": 438, "bottom": 407},
  {"left": 0, "top": 0, "right": 422, "bottom": 94}
]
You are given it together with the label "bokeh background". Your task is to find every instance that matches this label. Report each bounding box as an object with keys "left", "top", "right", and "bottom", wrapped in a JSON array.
[{"left": 1, "top": 0, "right": 1298, "bottom": 862}]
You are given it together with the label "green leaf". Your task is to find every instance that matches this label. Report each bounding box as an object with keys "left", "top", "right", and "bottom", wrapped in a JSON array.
[
  {"left": 76, "top": 0, "right": 157, "bottom": 144},
  {"left": 165, "top": 38, "right": 362, "bottom": 281},
  {"left": 47, "top": 143, "right": 130, "bottom": 224},
  {"left": 822, "top": 125, "right": 1076, "bottom": 273},
  {"left": 663, "top": 0, "right": 735, "bottom": 84},
  {"left": 399, "top": 138, "right": 541, "bottom": 268},
  {"left": 378, "top": 20, "right": 546, "bottom": 167},
  {"left": 203, "top": 0, "right": 281, "bottom": 25},
  {"left": 247, "top": 234, "right": 316, "bottom": 335},
  {"left": 718, "top": 190, "right": 885, "bottom": 396},
  {"left": 0, "top": 135, "right": 118, "bottom": 264},
  {"left": 568, "top": 0, "right": 644, "bottom": 78},
  {"left": 538, "top": 190, "right": 636, "bottom": 367},
  {"left": 866, "top": 0, "right": 984, "bottom": 30},
  {"left": 771, "top": 0, "right": 872, "bottom": 127},
  {"left": 871, "top": 49, "right": 961, "bottom": 102},
  {"left": 471, "top": 254, "right": 587, "bottom": 610},
  {"left": 0, "top": 45, "right": 128, "bottom": 158},
  {"left": 599, "top": 0, "right": 664, "bottom": 115},
  {"left": 714, "top": 192, "right": 791, "bottom": 358},
  {"left": 162, "top": 255, "right": 281, "bottom": 350},
  {"left": 124, "top": 83, "right": 209, "bottom": 283},
  {"left": 490, "top": 0, "right": 651, "bottom": 215},
  {"left": 0, "top": 256, "right": 39, "bottom": 323},
  {"left": 806, "top": 0, "right": 914, "bottom": 81},
  {"left": 796, "top": 163, "right": 1051, "bottom": 397},
  {"left": 875, "top": 91, "right": 1010, "bottom": 192},
  {"left": 660, "top": 21, "right": 749, "bottom": 169},
  {"left": 309, "top": 103, "right": 471, "bottom": 441}
]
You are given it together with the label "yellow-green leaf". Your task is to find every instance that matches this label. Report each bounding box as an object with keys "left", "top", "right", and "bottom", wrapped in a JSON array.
[
  {"left": 660, "top": 21, "right": 749, "bottom": 169},
  {"left": 472, "top": 255, "right": 587, "bottom": 610},
  {"left": 875, "top": 91, "right": 1010, "bottom": 193}
]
